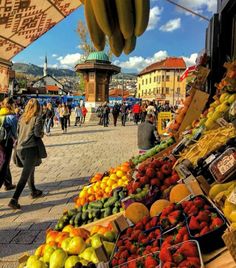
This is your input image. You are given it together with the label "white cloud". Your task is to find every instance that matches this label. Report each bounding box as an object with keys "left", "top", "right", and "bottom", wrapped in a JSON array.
[
  {"left": 113, "top": 50, "right": 168, "bottom": 72},
  {"left": 113, "top": 50, "right": 197, "bottom": 72},
  {"left": 147, "top": 6, "right": 163, "bottom": 31},
  {"left": 160, "top": 18, "right": 181, "bottom": 32},
  {"left": 183, "top": 53, "right": 198, "bottom": 67},
  {"left": 177, "top": 0, "right": 217, "bottom": 15},
  {"left": 52, "top": 54, "right": 58, "bottom": 58},
  {"left": 56, "top": 53, "right": 82, "bottom": 68}
]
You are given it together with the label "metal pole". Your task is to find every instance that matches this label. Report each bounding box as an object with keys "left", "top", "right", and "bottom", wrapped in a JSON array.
[
  {"left": 165, "top": 0, "right": 210, "bottom": 22},
  {"left": 173, "top": 70, "right": 175, "bottom": 106}
]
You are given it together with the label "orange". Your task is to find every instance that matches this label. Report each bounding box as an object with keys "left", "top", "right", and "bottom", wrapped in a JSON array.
[
  {"left": 120, "top": 165, "right": 129, "bottom": 172},
  {"left": 90, "top": 225, "right": 103, "bottom": 235},
  {"left": 88, "top": 195, "right": 95, "bottom": 202}
]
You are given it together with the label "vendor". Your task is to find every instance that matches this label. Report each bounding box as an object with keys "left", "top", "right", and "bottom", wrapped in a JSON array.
[{"left": 137, "top": 113, "right": 160, "bottom": 152}]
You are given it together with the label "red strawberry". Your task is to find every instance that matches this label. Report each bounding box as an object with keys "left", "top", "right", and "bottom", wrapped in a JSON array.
[
  {"left": 200, "top": 221, "right": 208, "bottom": 228},
  {"left": 118, "top": 258, "right": 126, "bottom": 265},
  {"left": 188, "top": 206, "right": 199, "bottom": 216},
  {"left": 162, "top": 262, "right": 174, "bottom": 268},
  {"left": 178, "top": 226, "right": 188, "bottom": 236},
  {"left": 174, "top": 233, "right": 183, "bottom": 244},
  {"left": 193, "top": 197, "right": 205, "bottom": 208},
  {"left": 161, "top": 204, "right": 175, "bottom": 216},
  {"left": 120, "top": 250, "right": 129, "bottom": 259},
  {"left": 196, "top": 211, "right": 210, "bottom": 222},
  {"left": 152, "top": 239, "right": 159, "bottom": 247},
  {"left": 189, "top": 216, "right": 201, "bottom": 230},
  {"left": 138, "top": 232, "right": 146, "bottom": 241},
  {"left": 117, "top": 240, "right": 124, "bottom": 247},
  {"left": 127, "top": 260, "right": 137, "bottom": 268},
  {"left": 160, "top": 247, "right": 172, "bottom": 262},
  {"left": 111, "top": 259, "right": 118, "bottom": 266},
  {"left": 150, "top": 216, "right": 158, "bottom": 227},
  {"left": 155, "top": 228, "right": 161, "bottom": 237},
  {"left": 210, "top": 217, "right": 224, "bottom": 230},
  {"left": 134, "top": 222, "right": 144, "bottom": 230},
  {"left": 142, "top": 215, "right": 150, "bottom": 225},
  {"left": 183, "top": 234, "right": 189, "bottom": 241},
  {"left": 170, "top": 173, "right": 179, "bottom": 183},
  {"left": 200, "top": 226, "right": 210, "bottom": 235},
  {"left": 144, "top": 256, "right": 158, "bottom": 267},
  {"left": 126, "top": 227, "right": 133, "bottom": 236},
  {"left": 173, "top": 252, "right": 185, "bottom": 264},
  {"left": 141, "top": 238, "right": 149, "bottom": 245},
  {"left": 168, "top": 210, "right": 181, "bottom": 225},
  {"left": 151, "top": 246, "right": 159, "bottom": 252},
  {"left": 186, "top": 256, "right": 201, "bottom": 265},
  {"left": 177, "top": 241, "right": 198, "bottom": 257},
  {"left": 130, "top": 244, "right": 137, "bottom": 254}
]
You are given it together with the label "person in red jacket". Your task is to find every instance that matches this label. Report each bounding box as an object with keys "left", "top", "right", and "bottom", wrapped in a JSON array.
[
  {"left": 81, "top": 104, "right": 88, "bottom": 124},
  {"left": 132, "top": 102, "right": 141, "bottom": 124}
]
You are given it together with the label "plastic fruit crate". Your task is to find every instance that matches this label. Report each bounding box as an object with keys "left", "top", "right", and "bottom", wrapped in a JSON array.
[
  {"left": 112, "top": 250, "right": 160, "bottom": 268},
  {"left": 160, "top": 240, "right": 204, "bottom": 268},
  {"left": 186, "top": 208, "right": 227, "bottom": 253}
]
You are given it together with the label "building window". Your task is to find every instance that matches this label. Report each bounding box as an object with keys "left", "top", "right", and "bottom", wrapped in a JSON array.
[
  {"left": 146, "top": 79, "right": 148, "bottom": 84},
  {"left": 145, "top": 89, "right": 147, "bottom": 94},
  {"left": 154, "top": 77, "right": 156, "bottom": 82},
  {"left": 149, "top": 89, "right": 151, "bottom": 94},
  {"left": 162, "top": 75, "right": 165, "bottom": 81},
  {"left": 142, "top": 79, "right": 144, "bottom": 85},
  {"left": 177, "top": 87, "right": 180, "bottom": 94},
  {"left": 177, "top": 75, "right": 180, "bottom": 82},
  {"left": 162, "top": 87, "right": 164, "bottom": 94},
  {"left": 142, "top": 90, "right": 144, "bottom": 96},
  {"left": 150, "top": 77, "right": 151, "bottom": 83},
  {"left": 166, "top": 75, "right": 170, "bottom": 82},
  {"left": 139, "top": 84, "right": 140, "bottom": 90},
  {"left": 166, "top": 87, "right": 169, "bottom": 94}
]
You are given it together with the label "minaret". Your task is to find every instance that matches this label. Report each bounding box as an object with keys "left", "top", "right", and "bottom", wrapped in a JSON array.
[{"left": 43, "top": 55, "right": 47, "bottom": 76}]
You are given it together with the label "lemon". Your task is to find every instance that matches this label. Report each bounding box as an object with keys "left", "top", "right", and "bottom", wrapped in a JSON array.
[
  {"left": 229, "top": 211, "right": 236, "bottom": 222},
  {"left": 116, "top": 170, "right": 124, "bottom": 178}
]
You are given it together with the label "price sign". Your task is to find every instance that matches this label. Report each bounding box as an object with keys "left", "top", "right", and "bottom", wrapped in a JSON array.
[
  {"left": 217, "top": 154, "right": 236, "bottom": 175},
  {"left": 228, "top": 187, "right": 236, "bottom": 205}
]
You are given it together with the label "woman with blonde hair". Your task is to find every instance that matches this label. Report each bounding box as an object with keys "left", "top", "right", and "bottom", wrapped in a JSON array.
[
  {"left": 0, "top": 97, "right": 18, "bottom": 190},
  {"left": 9, "top": 99, "right": 47, "bottom": 210}
]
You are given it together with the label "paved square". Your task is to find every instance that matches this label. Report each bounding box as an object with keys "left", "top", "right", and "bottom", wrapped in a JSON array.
[{"left": 0, "top": 121, "right": 138, "bottom": 266}]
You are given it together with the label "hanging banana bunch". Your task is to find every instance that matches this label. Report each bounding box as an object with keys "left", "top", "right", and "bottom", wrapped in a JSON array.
[{"left": 83, "top": 0, "right": 150, "bottom": 57}]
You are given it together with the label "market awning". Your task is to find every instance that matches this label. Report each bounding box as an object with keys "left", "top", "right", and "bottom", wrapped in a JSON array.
[{"left": 0, "top": 0, "right": 83, "bottom": 61}]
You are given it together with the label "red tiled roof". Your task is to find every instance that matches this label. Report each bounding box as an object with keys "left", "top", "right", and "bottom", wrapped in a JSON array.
[
  {"left": 109, "top": 88, "right": 130, "bottom": 97},
  {"left": 46, "top": 85, "right": 59, "bottom": 92},
  {"left": 139, "top": 57, "right": 186, "bottom": 76}
]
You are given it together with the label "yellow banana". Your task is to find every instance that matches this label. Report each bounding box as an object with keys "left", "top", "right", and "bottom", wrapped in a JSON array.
[
  {"left": 109, "top": 25, "right": 124, "bottom": 57},
  {"left": 115, "top": 0, "right": 134, "bottom": 39},
  {"left": 209, "top": 181, "right": 236, "bottom": 199},
  {"left": 84, "top": 0, "right": 105, "bottom": 51},
  {"left": 123, "top": 35, "right": 136, "bottom": 55},
  {"left": 91, "top": 0, "right": 115, "bottom": 37},
  {"left": 134, "top": 0, "right": 150, "bottom": 37}
]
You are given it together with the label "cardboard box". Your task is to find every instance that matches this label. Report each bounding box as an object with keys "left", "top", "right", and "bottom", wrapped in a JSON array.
[{"left": 177, "top": 89, "right": 209, "bottom": 136}]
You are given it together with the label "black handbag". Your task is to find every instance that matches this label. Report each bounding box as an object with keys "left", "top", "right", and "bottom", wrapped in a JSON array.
[{"left": 12, "top": 147, "right": 23, "bottom": 168}]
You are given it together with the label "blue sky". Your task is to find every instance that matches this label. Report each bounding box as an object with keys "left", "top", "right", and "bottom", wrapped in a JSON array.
[{"left": 13, "top": 0, "right": 217, "bottom": 73}]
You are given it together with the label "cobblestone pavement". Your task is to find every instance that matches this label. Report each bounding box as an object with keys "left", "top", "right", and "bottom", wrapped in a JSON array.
[{"left": 0, "top": 120, "right": 138, "bottom": 267}]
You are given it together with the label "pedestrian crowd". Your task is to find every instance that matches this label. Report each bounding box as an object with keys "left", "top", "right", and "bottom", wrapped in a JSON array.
[
  {"left": 96, "top": 100, "right": 177, "bottom": 127},
  {"left": 0, "top": 97, "right": 88, "bottom": 210}
]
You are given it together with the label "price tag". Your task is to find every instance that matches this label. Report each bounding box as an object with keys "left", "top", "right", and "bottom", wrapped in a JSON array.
[
  {"left": 205, "top": 154, "right": 216, "bottom": 165},
  {"left": 228, "top": 187, "right": 236, "bottom": 205},
  {"left": 217, "top": 154, "right": 236, "bottom": 175},
  {"left": 216, "top": 118, "right": 229, "bottom": 127}
]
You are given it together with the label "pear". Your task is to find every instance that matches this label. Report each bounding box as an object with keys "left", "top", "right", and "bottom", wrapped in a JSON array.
[
  {"left": 26, "top": 255, "right": 39, "bottom": 268},
  {"left": 49, "top": 248, "right": 68, "bottom": 268},
  {"left": 228, "top": 94, "right": 236, "bottom": 104},
  {"left": 61, "top": 237, "right": 72, "bottom": 252},
  {"left": 219, "top": 93, "right": 230, "bottom": 103},
  {"left": 65, "top": 255, "right": 80, "bottom": 268},
  {"left": 90, "top": 234, "right": 103, "bottom": 248},
  {"left": 103, "top": 241, "right": 115, "bottom": 256},
  {"left": 79, "top": 247, "right": 95, "bottom": 262},
  {"left": 217, "top": 102, "right": 231, "bottom": 113},
  {"left": 43, "top": 245, "right": 55, "bottom": 263}
]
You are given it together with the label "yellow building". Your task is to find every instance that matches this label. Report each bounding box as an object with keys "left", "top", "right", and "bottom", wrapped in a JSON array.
[{"left": 137, "top": 57, "right": 187, "bottom": 105}]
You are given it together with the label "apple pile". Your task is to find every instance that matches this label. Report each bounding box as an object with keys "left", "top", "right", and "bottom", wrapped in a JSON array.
[
  {"left": 160, "top": 240, "right": 202, "bottom": 268},
  {"left": 126, "top": 158, "right": 180, "bottom": 197}
]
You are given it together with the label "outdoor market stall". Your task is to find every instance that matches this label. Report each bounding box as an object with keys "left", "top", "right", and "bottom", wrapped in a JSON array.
[{"left": 18, "top": 59, "right": 236, "bottom": 268}]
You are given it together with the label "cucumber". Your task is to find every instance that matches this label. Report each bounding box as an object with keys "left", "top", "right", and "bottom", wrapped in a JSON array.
[
  {"left": 115, "top": 201, "right": 120, "bottom": 207},
  {"left": 104, "top": 207, "right": 112, "bottom": 217},
  {"left": 104, "top": 197, "right": 118, "bottom": 208},
  {"left": 68, "top": 209, "right": 78, "bottom": 217},
  {"left": 112, "top": 207, "right": 119, "bottom": 214},
  {"left": 82, "top": 203, "right": 88, "bottom": 212},
  {"left": 69, "top": 215, "right": 77, "bottom": 225},
  {"left": 88, "top": 211, "right": 93, "bottom": 220},
  {"left": 90, "top": 201, "right": 103, "bottom": 209},
  {"left": 82, "top": 211, "right": 88, "bottom": 221},
  {"left": 119, "top": 191, "right": 125, "bottom": 200},
  {"left": 74, "top": 212, "right": 82, "bottom": 226}
]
